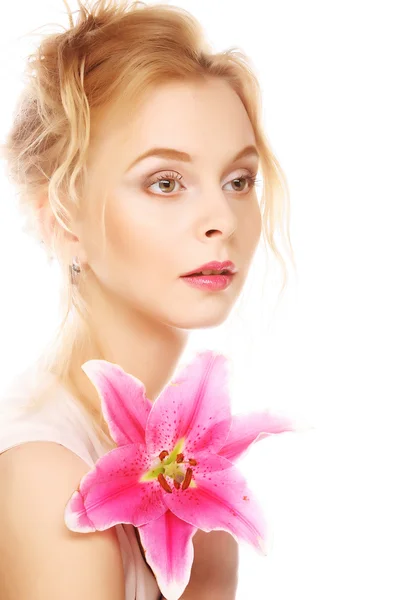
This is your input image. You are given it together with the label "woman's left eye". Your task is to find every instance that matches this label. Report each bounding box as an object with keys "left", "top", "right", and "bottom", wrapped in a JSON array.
[{"left": 146, "top": 171, "right": 260, "bottom": 195}]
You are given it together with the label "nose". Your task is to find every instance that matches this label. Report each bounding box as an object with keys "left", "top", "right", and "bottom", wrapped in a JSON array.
[{"left": 198, "top": 186, "right": 238, "bottom": 241}]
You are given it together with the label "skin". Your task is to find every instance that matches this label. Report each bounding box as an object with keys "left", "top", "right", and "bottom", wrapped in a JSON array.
[
  {"left": 66, "top": 76, "right": 262, "bottom": 408},
  {"left": 46, "top": 76, "right": 262, "bottom": 597}
]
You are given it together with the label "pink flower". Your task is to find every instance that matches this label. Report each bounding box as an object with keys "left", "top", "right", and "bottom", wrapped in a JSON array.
[{"left": 64, "top": 350, "right": 294, "bottom": 600}]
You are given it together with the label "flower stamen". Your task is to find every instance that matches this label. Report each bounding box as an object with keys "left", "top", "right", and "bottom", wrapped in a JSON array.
[
  {"left": 157, "top": 473, "right": 172, "bottom": 493},
  {"left": 150, "top": 442, "right": 197, "bottom": 492},
  {"left": 181, "top": 467, "right": 193, "bottom": 490}
]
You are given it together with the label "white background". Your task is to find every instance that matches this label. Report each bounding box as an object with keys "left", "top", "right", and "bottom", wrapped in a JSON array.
[{"left": 0, "top": 1, "right": 418, "bottom": 598}]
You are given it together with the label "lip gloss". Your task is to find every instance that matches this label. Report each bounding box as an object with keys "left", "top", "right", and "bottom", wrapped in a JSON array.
[{"left": 180, "top": 273, "right": 234, "bottom": 291}]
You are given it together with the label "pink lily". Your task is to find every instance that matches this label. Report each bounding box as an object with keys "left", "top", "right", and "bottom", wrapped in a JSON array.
[{"left": 64, "top": 350, "right": 295, "bottom": 600}]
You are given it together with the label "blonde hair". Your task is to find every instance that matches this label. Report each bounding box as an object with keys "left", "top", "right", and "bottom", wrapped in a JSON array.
[{"left": 0, "top": 0, "right": 296, "bottom": 447}]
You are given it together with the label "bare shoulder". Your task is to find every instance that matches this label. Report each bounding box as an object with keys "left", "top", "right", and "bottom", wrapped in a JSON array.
[{"left": 0, "top": 441, "right": 125, "bottom": 600}]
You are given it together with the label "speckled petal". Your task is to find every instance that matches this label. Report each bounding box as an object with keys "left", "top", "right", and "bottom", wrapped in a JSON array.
[
  {"left": 138, "top": 511, "right": 197, "bottom": 600},
  {"left": 162, "top": 453, "right": 268, "bottom": 555},
  {"left": 218, "top": 411, "right": 295, "bottom": 462},
  {"left": 146, "top": 350, "right": 232, "bottom": 458},
  {"left": 82, "top": 359, "right": 152, "bottom": 446},
  {"left": 64, "top": 442, "right": 167, "bottom": 532}
]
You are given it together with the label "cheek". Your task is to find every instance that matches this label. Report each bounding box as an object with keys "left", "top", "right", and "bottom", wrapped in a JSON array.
[
  {"left": 242, "top": 200, "right": 262, "bottom": 248},
  {"left": 104, "top": 196, "right": 147, "bottom": 257},
  {"left": 254, "top": 203, "right": 263, "bottom": 237},
  {"left": 104, "top": 204, "right": 177, "bottom": 279}
]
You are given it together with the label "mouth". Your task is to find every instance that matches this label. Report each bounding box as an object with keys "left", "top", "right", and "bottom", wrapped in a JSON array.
[
  {"left": 180, "top": 271, "right": 236, "bottom": 291},
  {"left": 181, "top": 269, "right": 232, "bottom": 277},
  {"left": 180, "top": 260, "right": 238, "bottom": 278}
]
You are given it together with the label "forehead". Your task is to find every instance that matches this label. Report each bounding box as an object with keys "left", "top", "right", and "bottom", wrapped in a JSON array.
[{"left": 89, "top": 78, "right": 256, "bottom": 168}]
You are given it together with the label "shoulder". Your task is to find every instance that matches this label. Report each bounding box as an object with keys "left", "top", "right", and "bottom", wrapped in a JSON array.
[
  {"left": 0, "top": 441, "right": 125, "bottom": 599},
  {"left": 0, "top": 370, "right": 99, "bottom": 466}
]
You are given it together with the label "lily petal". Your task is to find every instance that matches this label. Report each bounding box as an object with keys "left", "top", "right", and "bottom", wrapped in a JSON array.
[
  {"left": 146, "top": 350, "right": 232, "bottom": 458},
  {"left": 82, "top": 360, "right": 152, "bottom": 446},
  {"left": 163, "top": 455, "right": 268, "bottom": 556},
  {"left": 64, "top": 442, "right": 167, "bottom": 532},
  {"left": 183, "top": 450, "right": 235, "bottom": 475},
  {"left": 218, "top": 411, "right": 296, "bottom": 463},
  {"left": 138, "top": 512, "right": 197, "bottom": 600}
]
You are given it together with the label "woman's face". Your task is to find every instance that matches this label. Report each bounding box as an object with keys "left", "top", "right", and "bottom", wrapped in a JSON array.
[{"left": 79, "top": 77, "right": 262, "bottom": 329}]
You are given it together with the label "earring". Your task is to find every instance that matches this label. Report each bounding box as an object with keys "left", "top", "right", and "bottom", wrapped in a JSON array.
[{"left": 69, "top": 256, "right": 81, "bottom": 285}]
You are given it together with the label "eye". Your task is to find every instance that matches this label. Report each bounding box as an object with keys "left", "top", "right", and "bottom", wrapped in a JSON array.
[
  {"left": 147, "top": 171, "right": 185, "bottom": 194},
  {"left": 223, "top": 173, "right": 260, "bottom": 193},
  {"left": 146, "top": 171, "right": 261, "bottom": 196}
]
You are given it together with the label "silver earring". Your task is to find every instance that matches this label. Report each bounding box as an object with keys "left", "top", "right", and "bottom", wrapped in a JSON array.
[{"left": 69, "top": 256, "right": 81, "bottom": 285}]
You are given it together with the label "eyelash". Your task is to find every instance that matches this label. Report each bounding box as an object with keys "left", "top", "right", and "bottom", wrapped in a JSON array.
[{"left": 146, "top": 170, "right": 261, "bottom": 196}]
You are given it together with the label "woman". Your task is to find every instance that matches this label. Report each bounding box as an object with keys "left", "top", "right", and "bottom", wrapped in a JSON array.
[{"left": 0, "top": 1, "right": 294, "bottom": 598}]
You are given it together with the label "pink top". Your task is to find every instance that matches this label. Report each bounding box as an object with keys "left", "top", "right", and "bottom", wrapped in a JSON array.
[{"left": 0, "top": 366, "right": 162, "bottom": 600}]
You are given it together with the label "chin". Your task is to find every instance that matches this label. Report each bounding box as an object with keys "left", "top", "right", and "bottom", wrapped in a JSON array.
[{"left": 168, "top": 305, "right": 234, "bottom": 330}]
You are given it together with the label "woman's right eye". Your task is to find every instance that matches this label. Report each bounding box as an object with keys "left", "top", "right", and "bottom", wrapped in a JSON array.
[{"left": 147, "top": 171, "right": 184, "bottom": 195}]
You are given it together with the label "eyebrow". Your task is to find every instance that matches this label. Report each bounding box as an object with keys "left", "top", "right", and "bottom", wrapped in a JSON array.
[{"left": 126, "top": 144, "right": 260, "bottom": 172}]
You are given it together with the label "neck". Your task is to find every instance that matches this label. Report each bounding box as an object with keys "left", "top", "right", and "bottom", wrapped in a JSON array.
[{"left": 64, "top": 275, "right": 190, "bottom": 422}]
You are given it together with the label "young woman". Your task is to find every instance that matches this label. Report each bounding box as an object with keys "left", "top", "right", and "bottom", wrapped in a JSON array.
[{"left": 0, "top": 1, "right": 294, "bottom": 598}]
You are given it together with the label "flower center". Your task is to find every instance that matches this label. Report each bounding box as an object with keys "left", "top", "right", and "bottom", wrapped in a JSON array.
[{"left": 140, "top": 438, "right": 198, "bottom": 493}]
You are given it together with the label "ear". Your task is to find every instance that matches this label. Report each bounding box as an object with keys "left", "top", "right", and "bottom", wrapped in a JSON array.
[{"left": 35, "top": 193, "right": 87, "bottom": 266}]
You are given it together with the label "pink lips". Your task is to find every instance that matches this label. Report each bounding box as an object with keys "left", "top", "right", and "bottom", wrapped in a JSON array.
[
  {"left": 180, "top": 260, "right": 237, "bottom": 278},
  {"left": 181, "top": 273, "right": 234, "bottom": 291}
]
